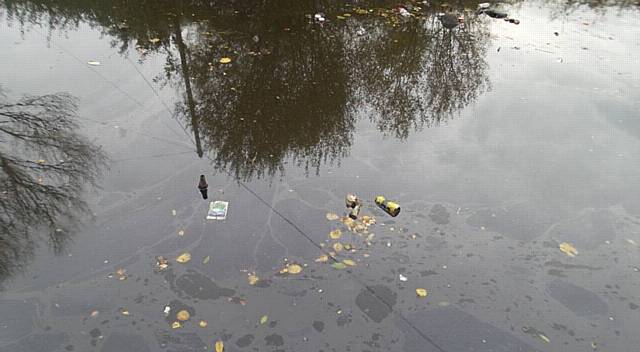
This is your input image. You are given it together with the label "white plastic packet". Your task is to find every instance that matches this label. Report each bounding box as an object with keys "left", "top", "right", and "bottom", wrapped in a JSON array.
[{"left": 207, "top": 201, "right": 229, "bottom": 220}]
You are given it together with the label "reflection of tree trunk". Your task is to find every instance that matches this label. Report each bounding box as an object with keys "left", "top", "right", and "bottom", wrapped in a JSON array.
[{"left": 173, "top": 17, "right": 203, "bottom": 158}]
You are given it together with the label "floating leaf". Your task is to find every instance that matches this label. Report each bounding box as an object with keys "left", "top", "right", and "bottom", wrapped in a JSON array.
[
  {"left": 115, "top": 268, "right": 127, "bottom": 280},
  {"left": 90, "top": 310, "right": 99, "bottom": 317},
  {"left": 219, "top": 57, "right": 232, "bottom": 64},
  {"left": 416, "top": 288, "right": 428, "bottom": 297},
  {"left": 331, "top": 262, "right": 347, "bottom": 270},
  {"left": 362, "top": 215, "right": 376, "bottom": 226},
  {"left": 176, "top": 253, "right": 191, "bottom": 263},
  {"left": 156, "top": 256, "right": 169, "bottom": 270},
  {"left": 326, "top": 212, "right": 339, "bottom": 221},
  {"left": 343, "top": 259, "right": 356, "bottom": 266},
  {"left": 172, "top": 209, "right": 177, "bottom": 216},
  {"left": 215, "top": 340, "right": 224, "bottom": 352},
  {"left": 287, "top": 264, "right": 303, "bottom": 274},
  {"left": 260, "top": 315, "right": 268, "bottom": 324},
  {"left": 149, "top": 38, "right": 160, "bottom": 43},
  {"left": 172, "top": 321, "right": 181, "bottom": 329},
  {"left": 199, "top": 320, "right": 208, "bottom": 328},
  {"left": 121, "top": 309, "right": 130, "bottom": 316},
  {"left": 333, "top": 243, "right": 344, "bottom": 252},
  {"left": 176, "top": 310, "right": 190, "bottom": 321},
  {"left": 202, "top": 255, "right": 210, "bottom": 264},
  {"left": 539, "top": 334, "right": 550, "bottom": 343},
  {"left": 248, "top": 273, "right": 259, "bottom": 285},
  {"left": 329, "top": 229, "right": 342, "bottom": 239},
  {"left": 87, "top": 61, "right": 101, "bottom": 66},
  {"left": 559, "top": 242, "right": 578, "bottom": 257},
  {"left": 337, "top": 15, "right": 346, "bottom": 20},
  {"left": 355, "top": 8, "right": 368, "bottom": 15},
  {"left": 178, "top": 230, "right": 184, "bottom": 236},
  {"left": 315, "top": 255, "right": 329, "bottom": 263}
]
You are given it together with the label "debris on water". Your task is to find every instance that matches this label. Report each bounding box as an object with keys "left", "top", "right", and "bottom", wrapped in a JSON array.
[
  {"left": 207, "top": 201, "right": 229, "bottom": 220},
  {"left": 172, "top": 209, "right": 177, "bottom": 216},
  {"left": 478, "top": 2, "right": 491, "bottom": 9},
  {"left": 333, "top": 243, "right": 344, "bottom": 252},
  {"left": 329, "top": 229, "right": 342, "bottom": 239},
  {"left": 252, "top": 35, "right": 260, "bottom": 43},
  {"left": 202, "top": 255, "right": 210, "bottom": 264},
  {"left": 398, "top": 6, "right": 411, "bottom": 17},
  {"left": 285, "top": 264, "right": 303, "bottom": 274},
  {"left": 163, "top": 306, "right": 171, "bottom": 316},
  {"left": 260, "top": 315, "right": 268, "bottom": 324},
  {"left": 482, "top": 9, "right": 508, "bottom": 19},
  {"left": 375, "top": 196, "right": 401, "bottom": 217},
  {"left": 87, "top": 61, "right": 101, "bottom": 66},
  {"left": 121, "top": 309, "right": 130, "bottom": 316},
  {"left": 314, "top": 13, "right": 326, "bottom": 22},
  {"left": 199, "top": 320, "right": 208, "bottom": 328},
  {"left": 176, "top": 310, "right": 190, "bottom": 321},
  {"left": 198, "top": 175, "right": 208, "bottom": 199},
  {"left": 215, "top": 340, "right": 224, "bottom": 352},
  {"left": 332, "top": 262, "right": 347, "bottom": 269},
  {"left": 362, "top": 215, "right": 376, "bottom": 226},
  {"left": 315, "top": 254, "right": 329, "bottom": 263},
  {"left": 343, "top": 259, "right": 356, "bottom": 266},
  {"left": 554, "top": 31, "right": 559, "bottom": 36},
  {"left": 349, "top": 203, "right": 362, "bottom": 220},
  {"left": 345, "top": 193, "right": 359, "bottom": 208},
  {"left": 115, "top": 268, "right": 127, "bottom": 281},
  {"left": 176, "top": 252, "right": 191, "bottom": 263},
  {"left": 156, "top": 256, "right": 169, "bottom": 270},
  {"left": 248, "top": 273, "right": 259, "bottom": 285},
  {"left": 356, "top": 27, "right": 366, "bottom": 36},
  {"left": 171, "top": 321, "right": 181, "bottom": 329},
  {"left": 399, "top": 274, "right": 408, "bottom": 282},
  {"left": 149, "top": 38, "right": 160, "bottom": 43},
  {"left": 416, "top": 288, "right": 428, "bottom": 297},
  {"left": 626, "top": 238, "right": 637, "bottom": 246},
  {"left": 219, "top": 57, "right": 232, "bottom": 64},
  {"left": 178, "top": 230, "right": 184, "bottom": 236},
  {"left": 326, "top": 212, "right": 339, "bottom": 221},
  {"left": 90, "top": 310, "right": 99, "bottom": 318},
  {"left": 559, "top": 242, "right": 578, "bottom": 257},
  {"left": 522, "top": 326, "right": 550, "bottom": 343}
]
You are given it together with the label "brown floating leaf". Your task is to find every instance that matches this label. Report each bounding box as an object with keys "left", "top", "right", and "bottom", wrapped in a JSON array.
[
  {"left": 176, "top": 310, "right": 190, "bottom": 321},
  {"left": 559, "top": 242, "right": 578, "bottom": 257},
  {"left": 176, "top": 253, "right": 191, "bottom": 263}
]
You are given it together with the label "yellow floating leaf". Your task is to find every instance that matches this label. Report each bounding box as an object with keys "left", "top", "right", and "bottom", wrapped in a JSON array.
[
  {"left": 149, "top": 38, "right": 160, "bottom": 43},
  {"left": 36, "top": 159, "right": 46, "bottom": 164},
  {"left": 287, "top": 264, "right": 303, "bottom": 274},
  {"left": 219, "top": 57, "right": 232, "bottom": 64},
  {"left": 343, "top": 259, "right": 356, "bottom": 266},
  {"left": 199, "top": 320, "right": 208, "bottom": 328},
  {"left": 326, "top": 212, "right": 339, "bottom": 221},
  {"left": 248, "top": 273, "right": 259, "bottom": 285},
  {"left": 416, "top": 288, "right": 428, "bottom": 297},
  {"left": 355, "top": 8, "right": 368, "bottom": 15},
  {"left": 260, "top": 315, "right": 268, "bottom": 324},
  {"left": 176, "top": 310, "right": 190, "bottom": 321},
  {"left": 539, "top": 334, "right": 550, "bottom": 343},
  {"left": 333, "top": 243, "right": 344, "bottom": 252},
  {"left": 215, "top": 340, "right": 224, "bottom": 352},
  {"left": 329, "top": 229, "right": 342, "bottom": 239},
  {"left": 337, "top": 15, "right": 346, "bottom": 20},
  {"left": 172, "top": 321, "right": 181, "bottom": 329},
  {"left": 315, "top": 255, "right": 329, "bottom": 263},
  {"left": 559, "top": 242, "right": 578, "bottom": 257},
  {"left": 176, "top": 252, "right": 191, "bottom": 263}
]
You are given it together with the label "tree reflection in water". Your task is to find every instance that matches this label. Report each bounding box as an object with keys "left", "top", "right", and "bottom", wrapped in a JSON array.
[{"left": 0, "top": 90, "right": 106, "bottom": 284}]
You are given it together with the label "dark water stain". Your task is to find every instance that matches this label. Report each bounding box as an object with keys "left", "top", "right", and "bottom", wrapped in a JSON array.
[
  {"left": 101, "top": 332, "right": 150, "bottom": 352},
  {"left": 312, "top": 321, "right": 325, "bottom": 332},
  {"left": 549, "top": 210, "right": 618, "bottom": 249},
  {"left": 0, "top": 332, "right": 68, "bottom": 352},
  {"left": 155, "top": 330, "right": 206, "bottom": 351},
  {"left": 544, "top": 260, "right": 602, "bottom": 271},
  {"left": 398, "top": 307, "right": 535, "bottom": 352},
  {"left": 173, "top": 270, "right": 235, "bottom": 300},
  {"left": 265, "top": 333, "right": 284, "bottom": 346},
  {"left": 419, "top": 270, "right": 438, "bottom": 277},
  {"left": 429, "top": 204, "right": 450, "bottom": 225},
  {"left": 89, "top": 328, "right": 102, "bottom": 338},
  {"left": 629, "top": 302, "right": 639, "bottom": 310},
  {"left": 355, "top": 285, "right": 397, "bottom": 323},
  {"left": 521, "top": 326, "right": 549, "bottom": 341},
  {"left": 235, "top": 334, "right": 254, "bottom": 348},
  {"left": 547, "top": 279, "right": 609, "bottom": 317},
  {"left": 552, "top": 323, "right": 576, "bottom": 336},
  {"left": 547, "top": 269, "right": 567, "bottom": 277},
  {"left": 466, "top": 204, "right": 561, "bottom": 241}
]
